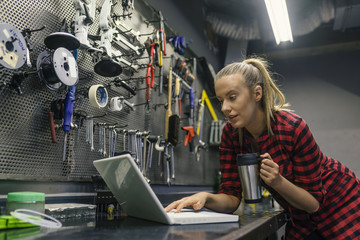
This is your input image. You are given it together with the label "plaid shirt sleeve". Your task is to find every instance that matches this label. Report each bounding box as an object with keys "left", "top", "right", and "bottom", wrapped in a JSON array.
[
  {"left": 291, "top": 117, "right": 325, "bottom": 203},
  {"left": 218, "top": 122, "right": 242, "bottom": 200}
]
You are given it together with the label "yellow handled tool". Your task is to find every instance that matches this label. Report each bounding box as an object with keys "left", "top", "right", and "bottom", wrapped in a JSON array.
[
  {"left": 196, "top": 89, "right": 218, "bottom": 135},
  {"left": 164, "top": 67, "right": 172, "bottom": 141}
]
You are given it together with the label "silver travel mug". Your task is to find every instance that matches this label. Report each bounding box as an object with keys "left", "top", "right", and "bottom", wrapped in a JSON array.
[{"left": 237, "top": 153, "right": 263, "bottom": 203}]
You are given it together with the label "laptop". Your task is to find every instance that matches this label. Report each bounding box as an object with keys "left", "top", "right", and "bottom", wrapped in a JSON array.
[{"left": 93, "top": 153, "right": 239, "bottom": 225}]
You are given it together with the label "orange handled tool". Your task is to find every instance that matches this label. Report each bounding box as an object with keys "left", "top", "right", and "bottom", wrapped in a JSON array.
[{"left": 181, "top": 126, "right": 194, "bottom": 146}]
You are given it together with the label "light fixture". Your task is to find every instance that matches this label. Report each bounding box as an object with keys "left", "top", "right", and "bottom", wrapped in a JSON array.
[{"left": 264, "top": 0, "right": 293, "bottom": 45}]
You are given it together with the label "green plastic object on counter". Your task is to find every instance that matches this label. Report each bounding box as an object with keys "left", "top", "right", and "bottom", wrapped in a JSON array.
[
  {"left": 0, "top": 224, "right": 40, "bottom": 240},
  {"left": 0, "top": 215, "right": 39, "bottom": 230},
  {"left": 6, "top": 192, "right": 45, "bottom": 214}
]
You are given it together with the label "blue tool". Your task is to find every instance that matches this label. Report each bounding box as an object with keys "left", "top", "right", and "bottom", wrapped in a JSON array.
[{"left": 62, "top": 49, "right": 78, "bottom": 162}]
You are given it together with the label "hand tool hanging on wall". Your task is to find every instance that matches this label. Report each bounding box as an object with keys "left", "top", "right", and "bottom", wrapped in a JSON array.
[
  {"left": 85, "top": 116, "right": 94, "bottom": 151},
  {"left": 164, "top": 66, "right": 172, "bottom": 142},
  {"left": 113, "top": 32, "right": 143, "bottom": 56},
  {"left": 62, "top": 49, "right": 79, "bottom": 170},
  {"left": 155, "top": 136, "right": 165, "bottom": 168},
  {"left": 120, "top": 0, "right": 134, "bottom": 18},
  {"left": 188, "top": 87, "right": 196, "bottom": 152},
  {"left": 93, "top": 0, "right": 122, "bottom": 77},
  {"left": 197, "top": 90, "right": 222, "bottom": 146},
  {"left": 145, "top": 135, "right": 158, "bottom": 171},
  {"left": 144, "top": 38, "right": 155, "bottom": 100},
  {"left": 109, "top": 96, "right": 134, "bottom": 112},
  {"left": 73, "top": 0, "right": 97, "bottom": 50},
  {"left": 168, "top": 36, "right": 192, "bottom": 55},
  {"left": 158, "top": 11, "right": 167, "bottom": 57},
  {"left": 62, "top": 85, "right": 76, "bottom": 161},
  {"left": 98, "top": 123, "right": 106, "bottom": 156},
  {"left": 164, "top": 143, "right": 172, "bottom": 186},
  {"left": 140, "top": 131, "right": 149, "bottom": 178},
  {"left": 108, "top": 125, "right": 117, "bottom": 157},
  {"left": 9, "top": 69, "right": 39, "bottom": 94},
  {"left": 73, "top": 109, "right": 87, "bottom": 142},
  {"left": 113, "top": 77, "right": 136, "bottom": 96},
  {"left": 127, "top": 129, "right": 139, "bottom": 165},
  {"left": 181, "top": 126, "right": 195, "bottom": 148},
  {"left": 157, "top": 41, "right": 164, "bottom": 96},
  {"left": 157, "top": 11, "right": 166, "bottom": 95},
  {"left": 48, "top": 99, "right": 63, "bottom": 143},
  {"left": 173, "top": 58, "right": 195, "bottom": 86},
  {"left": 0, "top": 23, "right": 28, "bottom": 70},
  {"left": 195, "top": 99, "right": 206, "bottom": 161},
  {"left": 21, "top": 26, "right": 46, "bottom": 68},
  {"left": 84, "top": 112, "right": 107, "bottom": 151},
  {"left": 174, "top": 77, "right": 180, "bottom": 118}
]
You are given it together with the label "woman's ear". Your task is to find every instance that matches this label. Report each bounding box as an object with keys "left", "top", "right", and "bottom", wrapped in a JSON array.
[{"left": 254, "top": 85, "right": 262, "bottom": 102}]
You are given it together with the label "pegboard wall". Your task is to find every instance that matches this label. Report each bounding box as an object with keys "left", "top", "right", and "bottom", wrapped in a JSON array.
[{"left": 0, "top": 0, "right": 222, "bottom": 186}]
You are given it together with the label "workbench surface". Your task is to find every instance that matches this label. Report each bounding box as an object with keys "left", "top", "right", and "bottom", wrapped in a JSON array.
[{"left": 1, "top": 198, "right": 285, "bottom": 240}]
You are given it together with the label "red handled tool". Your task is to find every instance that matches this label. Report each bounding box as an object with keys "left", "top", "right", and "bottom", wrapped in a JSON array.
[
  {"left": 146, "top": 43, "right": 155, "bottom": 100},
  {"left": 181, "top": 126, "right": 195, "bottom": 147},
  {"left": 146, "top": 63, "right": 154, "bottom": 100}
]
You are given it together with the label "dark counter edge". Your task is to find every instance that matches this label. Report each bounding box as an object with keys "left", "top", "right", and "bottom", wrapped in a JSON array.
[{"left": 219, "top": 212, "right": 286, "bottom": 240}]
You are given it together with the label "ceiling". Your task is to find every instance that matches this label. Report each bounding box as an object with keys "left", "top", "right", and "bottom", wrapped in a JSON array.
[{"left": 174, "top": 0, "right": 360, "bottom": 59}]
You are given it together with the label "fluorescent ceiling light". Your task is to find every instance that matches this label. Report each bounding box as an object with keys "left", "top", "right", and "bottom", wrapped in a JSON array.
[{"left": 264, "top": 0, "right": 293, "bottom": 44}]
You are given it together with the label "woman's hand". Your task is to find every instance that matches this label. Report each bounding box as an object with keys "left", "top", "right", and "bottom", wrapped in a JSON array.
[
  {"left": 259, "top": 153, "right": 282, "bottom": 188},
  {"left": 259, "top": 153, "right": 320, "bottom": 213},
  {"left": 164, "top": 192, "right": 209, "bottom": 213}
]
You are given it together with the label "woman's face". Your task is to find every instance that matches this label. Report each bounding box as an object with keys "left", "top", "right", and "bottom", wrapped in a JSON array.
[{"left": 215, "top": 74, "right": 261, "bottom": 129}]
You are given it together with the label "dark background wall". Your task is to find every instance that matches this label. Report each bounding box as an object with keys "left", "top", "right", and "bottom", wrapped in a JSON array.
[{"left": 271, "top": 50, "right": 360, "bottom": 177}]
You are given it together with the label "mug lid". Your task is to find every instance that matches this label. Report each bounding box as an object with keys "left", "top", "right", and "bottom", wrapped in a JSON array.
[{"left": 237, "top": 153, "right": 260, "bottom": 166}]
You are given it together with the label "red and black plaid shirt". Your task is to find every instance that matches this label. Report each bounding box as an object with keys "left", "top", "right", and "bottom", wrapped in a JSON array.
[{"left": 219, "top": 111, "right": 360, "bottom": 239}]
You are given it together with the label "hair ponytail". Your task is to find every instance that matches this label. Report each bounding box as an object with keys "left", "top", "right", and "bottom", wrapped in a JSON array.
[{"left": 215, "top": 56, "right": 290, "bottom": 137}]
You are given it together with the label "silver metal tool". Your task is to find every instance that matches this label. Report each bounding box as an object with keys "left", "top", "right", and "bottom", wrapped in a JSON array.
[
  {"left": 120, "top": 129, "right": 127, "bottom": 151},
  {"left": 195, "top": 100, "right": 206, "bottom": 161},
  {"left": 164, "top": 145, "right": 171, "bottom": 186},
  {"left": 141, "top": 131, "right": 149, "bottom": 176},
  {"left": 114, "top": 23, "right": 140, "bottom": 43},
  {"left": 136, "top": 132, "right": 143, "bottom": 169},
  {"left": 98, "top": 123, "right": 105, "bottom": 155},
  {"left": 146, "top": 135, "right": 158, "bottom": 171},
  {"left": 73, "top": 0, "right": 96, "bottom": 50},
  {"left": 108, "top": 126, "right": 117, "bottom": 157},
  {"left": 113, "top": 34, "right": 141, "bottom": 56},
  {"left": 85, "top": 116, "right": 94, "bottom": 151},
  {"left": 169, "top": 144, "right": 175, "bottom": 179},
  {"left": 127, "top": 130, "right": 138, "bottom": 165}
]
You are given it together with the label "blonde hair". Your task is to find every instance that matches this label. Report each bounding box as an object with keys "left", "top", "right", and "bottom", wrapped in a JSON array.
[{"left": 215, "top": 57, "right": 290, "bottom": 137}]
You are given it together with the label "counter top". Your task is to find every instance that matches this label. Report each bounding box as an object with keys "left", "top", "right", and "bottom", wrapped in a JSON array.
[{"left": 1, "top": 198, "right": 285, "bottom": 240}]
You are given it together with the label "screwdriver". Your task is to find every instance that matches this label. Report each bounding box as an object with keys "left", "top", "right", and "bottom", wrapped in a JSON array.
[{"left": 62, "top": 49, "right": 78, "bottom": 162}]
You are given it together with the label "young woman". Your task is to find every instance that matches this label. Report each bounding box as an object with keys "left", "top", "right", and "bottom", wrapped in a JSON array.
[{"left": 165, "top": 57, "right": 360, "bottom": 239}]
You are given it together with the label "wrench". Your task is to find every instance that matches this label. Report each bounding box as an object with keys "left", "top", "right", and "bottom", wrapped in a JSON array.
[
  {"left": 113, "top": 50, "right": 139, "bottom": 71},
  {"left": 85, "top": 116, "right": 94, "bottom": 151},
  {"left": 127, "top": 130, "right": 138, "bottom": 164},
  {"left": 108, "top": 126, "right": 117, "bottom": 157},
  {"left": 164, "top": 145, "right": 171, "bottom": 186},
  {"left": 137, "top": 132, "right": 143, "bottom": 169},
  {"left": 115, "top": 23, "right": 140, "bottom": 43},
  {"left": 169, "top": 144, "right": 175, "bottom": 179},
  {"left": 146, "top": 135, "right": 158, "bottom": 171},
  {"left": 98, "top": 123, "right": 104, "bottom": 155},
  {"left": 113, "top": 34, "right": 141, "bottom": 55},
  {"left": 141, "top": 131, "right": 149, "bottom": 175}
]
